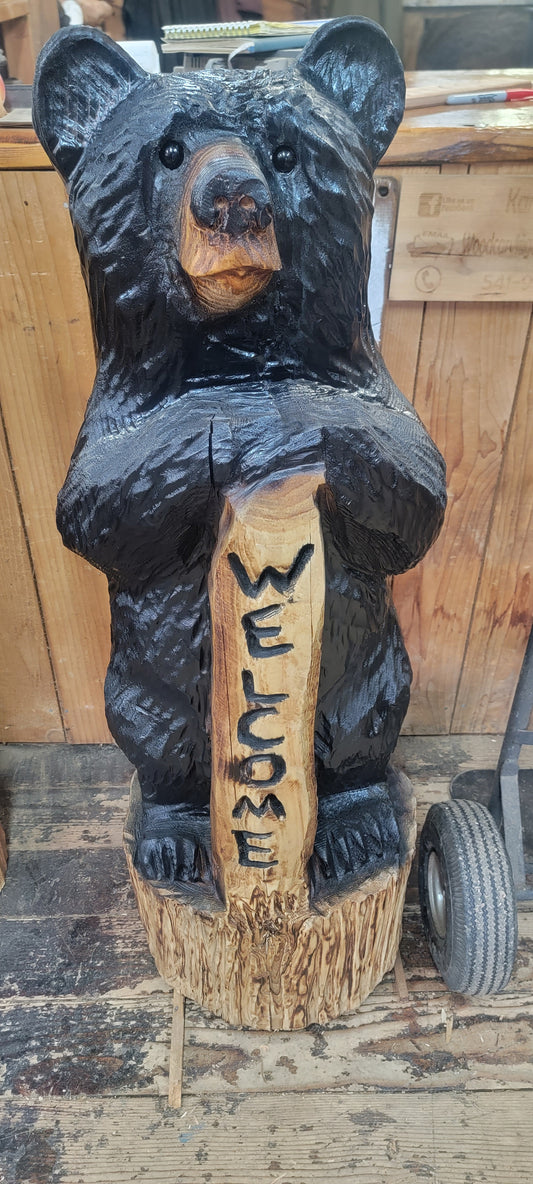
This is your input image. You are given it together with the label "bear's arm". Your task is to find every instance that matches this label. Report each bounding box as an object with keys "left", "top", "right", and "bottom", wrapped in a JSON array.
[
  {"left": 318, "top": 396, "right": 446, "bottom": 575},
  {"left": 233, "top": 379, "right": 446, "bottom": 577},
  {"left": 56, "top": 396, "right": 224, "bottom": 578}
]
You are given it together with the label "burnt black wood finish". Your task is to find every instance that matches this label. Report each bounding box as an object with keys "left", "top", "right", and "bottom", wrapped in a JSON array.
[{"left": 32, "top": 18, "right": 446, "bottom": 893}]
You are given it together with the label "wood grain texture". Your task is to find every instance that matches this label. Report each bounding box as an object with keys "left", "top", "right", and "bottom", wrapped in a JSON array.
[
  {"left": 168, "top": 990, "right": 185, "bottom": 1110},
  {"left": 0, "top": 823, "right": 6, "bottom": 890},
  {"left": 0, "top": 409, "right": 63, "bottom": 742},
  {"left": 4, "top": 116, "right": 533, "bottom": 170},
  {"left": 0, "top": 169, "right": 111, "bottom": 742},
  {"left": 1, "top": 731, "right": 532, "bottom": 1184},
  {"left": 390, "top": 173, "right": 533, "bottom": 303},
  {"left": 210, "top": 472, "right": 324, "bottom": 907},
  {"left": 125, "top": 772, "right": 417, "bottom": 1030},
  {"left": 0, "top": 138, "right": 51, "bottom": 169},
  {"left": 1, "top": 1092, "right": 532, "bottom": 1184},
  {"left": 453, "top": 313, "right": 533, "bottom": 731},
  {"left": 394, "top": 256, "right": 531, "bottom": 734},
  {"left": 4, "top": 969, "right": 533, "bottom": 1095},
  {"left": 452, "top": 162, "right": 533, "bottom": 733},
  {"left": 379, "top": 166, "right": 438, "bottom": 398}
]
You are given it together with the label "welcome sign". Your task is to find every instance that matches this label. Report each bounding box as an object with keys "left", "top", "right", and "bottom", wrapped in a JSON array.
[{"left": 209, "top": 471, "right": 325, "bottom": 909}]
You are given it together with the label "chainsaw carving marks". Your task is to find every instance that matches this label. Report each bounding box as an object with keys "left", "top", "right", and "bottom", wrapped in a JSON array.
[{"left": 209, "top": 471, "right": 325, "bottom": 907}]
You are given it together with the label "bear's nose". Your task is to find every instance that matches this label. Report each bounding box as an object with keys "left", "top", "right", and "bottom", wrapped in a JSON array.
[{"left": 191, "top": 164, "right": 273, "bottom": 237}]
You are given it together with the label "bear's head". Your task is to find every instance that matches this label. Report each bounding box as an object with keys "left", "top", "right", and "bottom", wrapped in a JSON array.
[{"left": 33, "top": 19, "right": 404, "bottom": 398}]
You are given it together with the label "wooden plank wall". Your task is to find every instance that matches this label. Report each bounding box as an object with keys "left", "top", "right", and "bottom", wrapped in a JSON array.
[
  {"left": 0, "top": 170, "right": 111, "bottom": 744},
  {"left": 386, "top": 161, "right": 533, "bottom": 736},
  {"left": 0, "top": 161, "right": 531, "bottom": 743}
]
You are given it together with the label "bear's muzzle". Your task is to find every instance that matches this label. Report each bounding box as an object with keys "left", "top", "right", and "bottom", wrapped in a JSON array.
[{"left": 179, "top": 140, "right": 281, "bottom": 315}]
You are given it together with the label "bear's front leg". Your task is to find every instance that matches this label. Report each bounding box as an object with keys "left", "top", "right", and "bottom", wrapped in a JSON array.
[
  {"left": 106, "top": 561, "right": 214, "bottom": 884},
  {"left": 310, "top": 546, "right": 412, "bottom": 895}
]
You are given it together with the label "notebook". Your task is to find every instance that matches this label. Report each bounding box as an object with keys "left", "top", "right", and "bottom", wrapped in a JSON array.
[{"left": 162, "top": 19, "right": 326, "bottom": 43}]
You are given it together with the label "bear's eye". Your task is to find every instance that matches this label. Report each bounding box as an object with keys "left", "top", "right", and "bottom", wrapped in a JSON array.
[
  {"left": 272, "top": 145, "right": 296, "bottom": 174},
  {"left": 159, "top": 140, "right": 184, "bottom": 170}
]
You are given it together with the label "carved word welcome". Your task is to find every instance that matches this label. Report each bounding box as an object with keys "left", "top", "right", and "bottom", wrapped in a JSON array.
[
  {"left": 209, "top": 473, "right": 325, "bottom": 905},
  {"left": 229, "top": 544, "right": 313, "bottom": 867}
]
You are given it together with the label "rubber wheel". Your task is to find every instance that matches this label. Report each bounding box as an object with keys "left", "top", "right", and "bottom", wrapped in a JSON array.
[{"left": 418, "top": 800, "right": 518, "bottom": 995}]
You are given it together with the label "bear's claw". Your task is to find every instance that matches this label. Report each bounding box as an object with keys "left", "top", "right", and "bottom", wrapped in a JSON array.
[
  {"left": 309, "top": 784, "right": 401, "bottom": 897},
  {"left": 134, "top": 804, "right": 212, "bottom": 884}
]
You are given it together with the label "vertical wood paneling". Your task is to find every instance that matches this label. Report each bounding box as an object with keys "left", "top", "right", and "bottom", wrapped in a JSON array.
[
  {"left": 395, "top": 297, "right": 531, "bottom": 733},
  {"left": 451, "top": 163, "right": 533, "bottom": 733},
  {"left": 0, "top": 170, "right": 111, "bottom": 742},
  {"left": 0, "top": 410, "right": 64, "bottom": 741},
  {"left": 452, "top": 317, "right": 533, "bottom": 733},
  {"left": 394, "top": 161, "right": 533, "bottom": 735}
]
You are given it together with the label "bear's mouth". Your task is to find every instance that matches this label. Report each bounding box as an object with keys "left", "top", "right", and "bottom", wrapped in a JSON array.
[{"left": 180, "top": 232, "right": 281, "bottom": 315}]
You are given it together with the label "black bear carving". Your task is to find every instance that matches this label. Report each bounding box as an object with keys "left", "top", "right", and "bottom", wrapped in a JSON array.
[{"left": 33, "top": 18, "right": 446, "bottom": 893}]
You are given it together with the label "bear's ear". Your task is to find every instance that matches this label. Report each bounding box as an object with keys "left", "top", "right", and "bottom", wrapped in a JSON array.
[
  {"left": 298, "top": 17, "right": 405, "bottom": 166},
  {"left": 33, "top": 26, "right": 147, "bottom": 183}
]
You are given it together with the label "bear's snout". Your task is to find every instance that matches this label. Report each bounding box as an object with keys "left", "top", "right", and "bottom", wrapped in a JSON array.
[
  {"left": 179, "top": 139, "right": 281, "bottom": 317},
  {"left": 191, "top": 166, "right": 273, "bottom": 237}
]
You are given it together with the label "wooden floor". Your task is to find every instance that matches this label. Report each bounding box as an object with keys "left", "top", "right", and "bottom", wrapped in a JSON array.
[{"left": 0, "top": 737, "right": 532, "bottom": 1184}]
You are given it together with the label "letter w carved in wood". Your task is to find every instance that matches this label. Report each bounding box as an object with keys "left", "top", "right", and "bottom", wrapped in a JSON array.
[{"left": 228, "top": 544, "right": 314, "bottom": 598}]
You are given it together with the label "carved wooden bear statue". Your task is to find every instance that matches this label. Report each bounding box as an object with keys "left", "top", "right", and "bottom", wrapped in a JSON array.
[{"left": 33, "top": 20, "right": 445, "bottom": 917}]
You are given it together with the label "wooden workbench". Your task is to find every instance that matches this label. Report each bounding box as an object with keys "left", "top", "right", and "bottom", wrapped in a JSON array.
[{"left": 1, "top": 72, "right": 532, "bottom": 743}]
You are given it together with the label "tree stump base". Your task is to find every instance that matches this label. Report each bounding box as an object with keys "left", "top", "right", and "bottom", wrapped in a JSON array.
[{"left": 124, "top": 769, "right": 416, "bottom": 1030}]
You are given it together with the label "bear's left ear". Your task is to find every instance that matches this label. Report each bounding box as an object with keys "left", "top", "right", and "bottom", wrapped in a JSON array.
[
  {"left": 33, "top": 26, "right": 147, "bottom": 183},
  {"left": 298, "top": 17, "right": 405, "bottom": 166}
]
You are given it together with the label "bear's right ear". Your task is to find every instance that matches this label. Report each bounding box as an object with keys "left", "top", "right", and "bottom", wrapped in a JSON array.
[
  {"left": 298, "top": 17, "right": 405, "bottom": 166},
  {"left": 33, "top": 26, "right": 147, "bottom": 183}
]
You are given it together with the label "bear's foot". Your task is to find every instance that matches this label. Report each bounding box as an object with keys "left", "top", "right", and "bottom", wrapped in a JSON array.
[
  {"left": 134, "top": 802, "right": 212, "bottom": 884},
  {"left": 309, "top": 781, "right": 402, "bottom": 898}
]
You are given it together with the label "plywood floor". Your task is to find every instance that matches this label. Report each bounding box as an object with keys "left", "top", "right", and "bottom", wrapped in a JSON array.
[{"left": 0, "top": 738, "right": 532, "bottom": 1184}]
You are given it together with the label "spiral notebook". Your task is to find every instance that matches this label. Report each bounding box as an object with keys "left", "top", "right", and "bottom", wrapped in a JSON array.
[{"left": 161, "top": 19, "right": 326, "bottom": 53}]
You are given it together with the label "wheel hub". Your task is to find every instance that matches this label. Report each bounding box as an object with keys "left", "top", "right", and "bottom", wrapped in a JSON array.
[{"left": 427, "top": 849, "right": 447, "bottom": 938}]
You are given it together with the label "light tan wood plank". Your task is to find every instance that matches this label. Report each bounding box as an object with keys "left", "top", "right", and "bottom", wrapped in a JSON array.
[
  {"left": 0, "top": 1, "right": 27, "bottom": 19},
  {"left": 0, "top": 410, "right": 63, "bottom": 740},
  {"left": 453, "top": 313, "right": 533, "bottom": 732},
  {"left": 386, "top": 117, "right": 533, "bottom": 166},
  {"left": 452, "top": 162, "right": 533, "bottom": 733},
  {"left": 0, "top": 137, "right": 50, "bottom": 169},
  {"left": 4, "top": 106, "right": 533, "bottom": 172},
  {"left": 390, "top": 173, "right": 533, "bottom": 303},
  {"left": 395, "top": 290, "right": 531, "bottom": 733},
  {"left": 0, "top": 170, "right": 111, "bottom": 741},
  {"left": 209, "top": 472, "right": 324, "bottom": 907},
  {"left": 168, "top": 990, "right": 185, "bottom": 1109},
  {"left": 1, "top": 1092, "right": 531, "bottom": 1182},
  {"left": 379, "top": 166, "right": 439, "bottom": 400}
]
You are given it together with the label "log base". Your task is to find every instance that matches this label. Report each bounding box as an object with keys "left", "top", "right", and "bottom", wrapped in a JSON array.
[{"left": 124, "top": 772, "right": 416, "bottom": 1030}]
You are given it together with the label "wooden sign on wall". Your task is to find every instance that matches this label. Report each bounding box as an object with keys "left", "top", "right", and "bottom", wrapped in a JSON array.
[{"left": 390, "top": 175, "right": 533, "bottom": 302}]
